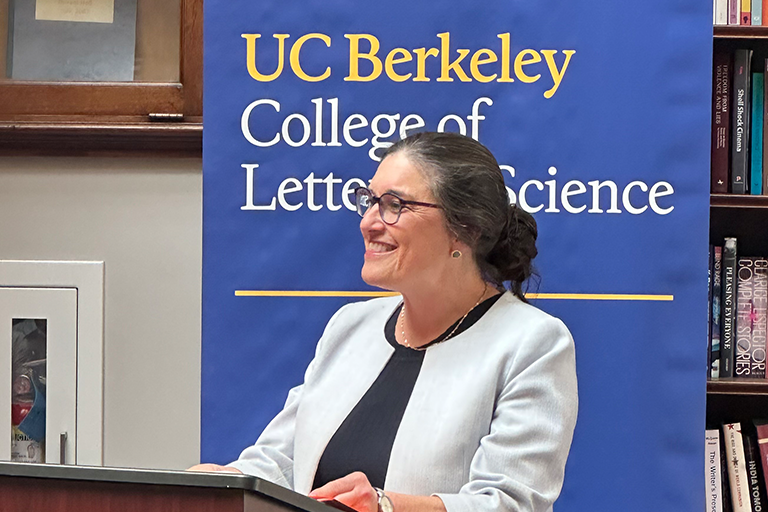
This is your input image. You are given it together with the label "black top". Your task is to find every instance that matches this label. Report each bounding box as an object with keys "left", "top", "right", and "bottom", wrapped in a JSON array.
[{"left": 312, "top": 293, "right": 503, "bottom": 490}]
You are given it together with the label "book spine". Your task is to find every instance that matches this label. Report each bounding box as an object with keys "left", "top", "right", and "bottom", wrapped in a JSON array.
[
  {"left": 755, "top": 422, "right": 768, "bottom": 490},
  {"left": 745, "top": 432, "right": 767, "bottom": 512},
  {"left": 756, "top": 0, "right": 764, "bottom": 24},
  {"left": 708, "top": 429, "right": 725, "bottom": 512},
  {"left": 744, "top": 0, "right": 753, "bottom": 24},
  {"left": 739, "top": 0, "right": 752, "bottom": 25},
  {"left": 732, "top": 49, "right": 753, "bottom": 194},
  {"left": 725, "top": 422, "right": 752, "bottom": 512},
  {"left": 726, "top": 429, "right": 736, "bottom": 512},
  {"left": 764, "top": 63, "right": 768, "bottom": 193},
  {"left": 736, "top": 257, "right": 763, "bottom": 378},
  {"left": 722, "top": 238, "right": 738, "bottom": 378},
  {"left": 754, "top": 258, "right": 768, "bottom": 378},
  {"left": 713, "top": 246, "right": 724, "bottom": 379},
  {"left": 710, "top": 245, "right": 714, "bottom": 377},
  {"left": 718, "top": 0, "right": 731, "bottom": 24},
  {"left": 714, "top": 52, "right": 732, "bottom": 194},
  {"left": 753, "top": 73, "right": 765, "bottom": 196},
  {"left": 732, "top": 0, "right": 742, "bottom": 24}
]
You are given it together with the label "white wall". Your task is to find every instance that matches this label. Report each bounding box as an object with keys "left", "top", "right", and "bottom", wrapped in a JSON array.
[{"left": 0, "top": 156, "right": 202, "bottom": 470}]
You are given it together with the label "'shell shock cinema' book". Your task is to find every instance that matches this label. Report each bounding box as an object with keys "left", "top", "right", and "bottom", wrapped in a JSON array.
[{"left": 731, "top": 49, "right": 753, "bottom": 194}]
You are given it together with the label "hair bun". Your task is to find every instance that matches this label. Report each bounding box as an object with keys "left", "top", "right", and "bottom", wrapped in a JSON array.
[{"left": 484, "top": 204, "right": 538, "bottom": 297}]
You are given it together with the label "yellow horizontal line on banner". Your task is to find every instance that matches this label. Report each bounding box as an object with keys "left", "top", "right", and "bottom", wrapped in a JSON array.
[
  {"left": 235, "top": 291, "right": 674, "bottom": 301},
  {"left": 526, "top": 293, "right": 674, "bottom": 301},
  {"left": 235, "top": 290, "right": 400, "bottom": 298}
]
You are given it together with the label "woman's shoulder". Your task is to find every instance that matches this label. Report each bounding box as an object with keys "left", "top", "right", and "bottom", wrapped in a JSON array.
[
  {"left": 318, "top": 294, "right": 401, "bottom": 340},
  {"left": 479, "top": 291, "right": 573, "bottom": 351}
]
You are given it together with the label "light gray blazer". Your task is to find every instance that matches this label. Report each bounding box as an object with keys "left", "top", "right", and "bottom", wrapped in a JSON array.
[{"left": 229, "top": 292, "right": 578, "bottom": 512}]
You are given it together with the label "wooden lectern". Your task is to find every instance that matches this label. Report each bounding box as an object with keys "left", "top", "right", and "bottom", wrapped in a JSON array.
[{"left": 0, "top": 461, "right": 341, "bottom": 512}]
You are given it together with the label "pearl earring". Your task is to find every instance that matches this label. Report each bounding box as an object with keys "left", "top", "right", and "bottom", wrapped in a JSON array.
[{"left": 451, "top": 250, "right": 462, "bottom": 258}]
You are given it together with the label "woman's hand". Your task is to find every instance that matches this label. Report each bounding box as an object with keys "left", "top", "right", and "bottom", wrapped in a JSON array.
[
  {"left": 309, "top": 471, "right": 379, "bottom": 512},
  {"left": 187, "top": 463, "right": 243, "bottom": 474}
]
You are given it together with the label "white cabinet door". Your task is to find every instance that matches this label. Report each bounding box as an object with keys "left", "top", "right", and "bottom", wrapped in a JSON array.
[{"left": 0, "top": 287, "right": 78, "bottom": 464}]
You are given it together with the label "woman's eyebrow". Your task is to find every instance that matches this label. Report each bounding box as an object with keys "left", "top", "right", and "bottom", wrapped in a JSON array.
[{"left": 384, "top": 188, "right": 412, "bottom": 199}]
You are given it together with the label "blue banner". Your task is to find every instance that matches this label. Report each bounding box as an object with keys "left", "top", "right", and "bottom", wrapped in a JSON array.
[{"left": 203, "top": 2, "right": 712, "bottom": 510}]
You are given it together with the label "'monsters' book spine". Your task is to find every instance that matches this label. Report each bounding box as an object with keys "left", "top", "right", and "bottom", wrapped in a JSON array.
[
  {"left": 755, "top": 0, "right": 763, "bottom": 25},
  {"left": 744, "top": 431, "right": 767, "bottom": 512},
  {"left": 725, "top": 422, "right": 752, "bottom": 512},
  {"left": 713, "top": 52, "right": 732, "bottom": 194},
  {"left": 708, "top": 429, "right": 725, "bottom": 512},
  {"left": 736, "top": 257, "right": 761, "bottom": 378},
  {"left": 753, "top": 73, "right": 765, "bottom": 196},
  {"left": 732, "top": 49, "right": 753, "bottom": 194},
  {"left": 732, "top": 0, "right": 742, "bottom": 24},
  {"left": 713, "top": 246, "right": 724, "bottom": 379},
  {"left": 743, "top": 0, "right": 753, "bottom": 24},
  {"left": 753, "top": 258, "right": 768, "bottom": 378},
  {"left": 754, "top": 421, "right": 768, "bottom": 490},
  {"left": 722, "top": 238, "right": 738, "bottom": 378}
]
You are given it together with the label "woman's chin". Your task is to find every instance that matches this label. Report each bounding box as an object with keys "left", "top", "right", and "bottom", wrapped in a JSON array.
[{"left": 360, "top": 268, "right": 396, "bottom": 291}]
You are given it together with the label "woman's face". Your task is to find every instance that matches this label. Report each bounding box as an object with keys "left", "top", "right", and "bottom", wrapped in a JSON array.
[{"left": 360, "top": 153, "right": 456, "bottom": 292}]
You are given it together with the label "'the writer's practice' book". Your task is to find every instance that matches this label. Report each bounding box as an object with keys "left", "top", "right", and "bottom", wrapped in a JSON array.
[
  {"left": 724, "top": 422, "right": 751, "bottom": 512},
  {"left": 721, "top": 238, "right": 738, "bottom": 378},
  {"left": 731, "top": 49, "right": 753, "bottom": 194},
  {"left": 712, "top": 51, "right": 731, "bottom": 194},
  {"left": 706, "top": 429, "right": 724, "bottom": 512}
]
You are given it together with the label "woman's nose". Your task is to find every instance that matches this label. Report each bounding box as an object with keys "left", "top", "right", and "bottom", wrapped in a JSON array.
[{"left": 360, "top": 203, "right": 385, "bottom": 232}]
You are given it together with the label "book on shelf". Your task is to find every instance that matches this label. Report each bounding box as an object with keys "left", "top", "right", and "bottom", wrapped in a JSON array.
[
  {"left": 713, "top": 52, "right": 731, "bottom": 194},
  {"left": 743, "top": 429, "right": 767, "bottom": 512},
  {"left": 722, "top": 238, "right": 738, "bottom": 378},
  {"left": 736, "top": 257, "right": 765, "bottom": 378},
  {"left": 754, "top": 420, "right": 768, "bottom": 492},
  {"left": 751, "top": 72, "right": 764, "bottom": 196},
  {"left": 716, "top": 0, "right": 730, "bottom": 24},
  {"left": 730, "top": 0, "right": 741, "bottom": 25},
  {"left": 725, "top": 422, "right": 752, "bottom": 512},
  {"left": 708, "top": 429, "right": 725, "bottom": 512},
  {"left": 732, "top": 49, "right": 752, "bottom": 194},
  {"left": 755, "top": 0, "right": 764, "bottom": 25},
  {"left": 743, "top": 0, "right": 753, "bottom": 25},
  {"left": 713, "top": 246, "right": 724, "bottom": 379}
]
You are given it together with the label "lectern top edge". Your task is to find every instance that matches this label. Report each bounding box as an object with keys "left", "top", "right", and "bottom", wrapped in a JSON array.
[{"left": 0, "top": 461, "right": 340, "bottom": 512}]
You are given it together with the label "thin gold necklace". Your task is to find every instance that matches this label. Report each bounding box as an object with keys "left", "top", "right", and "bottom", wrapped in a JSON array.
[{"left": 399, "top": 282, "right": 488, "bottom": 351}]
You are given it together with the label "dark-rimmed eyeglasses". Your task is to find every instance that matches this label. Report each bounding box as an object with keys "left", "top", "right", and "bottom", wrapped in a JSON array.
[{"left": 354, "top": 187, "right": 441, "bottom": 225}]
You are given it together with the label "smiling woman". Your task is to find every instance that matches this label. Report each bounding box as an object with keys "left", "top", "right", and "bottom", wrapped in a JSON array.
[{"left": 191, "top": 132, "right": 578, "bottom": 512}]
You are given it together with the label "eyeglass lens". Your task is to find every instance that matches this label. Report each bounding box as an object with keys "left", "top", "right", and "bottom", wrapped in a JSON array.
[{"left": 355, "top": 189, "right": 402, "bottom": 225}]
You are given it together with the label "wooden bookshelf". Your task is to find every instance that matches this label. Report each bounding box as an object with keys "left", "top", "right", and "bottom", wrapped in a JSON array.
[
  {"left": 707, "top": 29, "right": 768, "bottom": 426},
  {"left": 711, "top": 193, "right": 768, "bottom": 208},
  {"left": 715, "top": 26, "right": 768, "bottom": 39}
]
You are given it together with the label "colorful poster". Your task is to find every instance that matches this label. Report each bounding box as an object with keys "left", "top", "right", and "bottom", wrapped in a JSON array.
[{"left": 203, "top": 2, "right": 712, "bottom": 510}]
